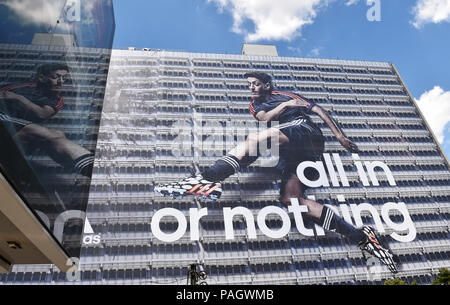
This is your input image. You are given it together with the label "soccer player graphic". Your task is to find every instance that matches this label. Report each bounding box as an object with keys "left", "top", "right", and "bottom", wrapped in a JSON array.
[
  {"left": 155, "top": 71, "right": 398, "bottom": 274},
  {"left": 0, "top": 63, "right": 95, "bottom": 177}
]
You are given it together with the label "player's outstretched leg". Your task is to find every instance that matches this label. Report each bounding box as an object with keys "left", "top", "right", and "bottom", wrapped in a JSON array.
[
  {"left": 154, "top": 155, "right": 241, "bottom": 201},
  {"left": 318, "top": 206, "right": 398, "bottom": 274},
  {"left": 358, "top": 226, "right": 398, "bottom": 274},
  {"left": 155, "top": 128, "right": 288, "bottom": 201},
  {"left": 154, "top": 150, "right": 260, "bottom": 201},
  {"left": 14, "top": 124, "right": 95, "bottom": 177},
  {"left": 281, "top": 175, "right": 398, "bottom": 274}
]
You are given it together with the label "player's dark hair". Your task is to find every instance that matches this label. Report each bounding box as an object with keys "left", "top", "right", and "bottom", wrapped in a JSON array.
[
  {"left": 244, "top": 71, "right": 274, "bottom": 92},
  {"left": 36, "top": 63, "right": 69, "bottom": 78}
]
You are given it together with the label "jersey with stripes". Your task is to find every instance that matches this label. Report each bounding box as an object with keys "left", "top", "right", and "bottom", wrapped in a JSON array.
[
  {"left": 249, "top": 91, "right": 316, "bottom": 123},
  {"left": 0, "top": 82, "right": 64, "bottom": 122}
]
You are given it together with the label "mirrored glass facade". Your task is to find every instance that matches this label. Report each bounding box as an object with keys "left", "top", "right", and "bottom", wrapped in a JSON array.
[{"left": 0, "top": 0, "right": 115, "bottom": 258}]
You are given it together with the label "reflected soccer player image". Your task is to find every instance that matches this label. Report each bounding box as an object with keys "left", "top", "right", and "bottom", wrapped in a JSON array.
[
  {"left": 0, "top": 63, "right": 95, "bottom": 177},
  {"left": 155, "top": 71, "right": 398, "bottom": 274}
]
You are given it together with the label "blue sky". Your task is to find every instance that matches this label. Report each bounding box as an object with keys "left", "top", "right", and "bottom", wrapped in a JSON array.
[{"left": 112, "top": 0, "right": 450, "bottom": 159}]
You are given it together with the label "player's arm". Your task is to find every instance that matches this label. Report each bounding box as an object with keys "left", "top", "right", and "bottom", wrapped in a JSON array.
[
  {"left": 310, "top": 104, "right": 359, "bottom": 152},
  {"left": 255, "top": 98, "right": 309, "bottom": 121},
  {"left": 0, "top": 91, "right": 55, "bottom": 120},
  {"left": 255, "top": 102, "right": 289, "bottom": 121},
  {"left": 256, "top": 98, "right": 315, "bottom": 121}
]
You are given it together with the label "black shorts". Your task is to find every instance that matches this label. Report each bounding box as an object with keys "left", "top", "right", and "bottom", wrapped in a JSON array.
[
  {"left": 273, "top": 118, "right": 324, "bottom": 181},
  {"left": 0, "top": 113, "right": 30, "bottom": 134}
]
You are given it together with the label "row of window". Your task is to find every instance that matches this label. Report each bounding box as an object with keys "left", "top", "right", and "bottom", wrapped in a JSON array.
[
  {"left": 102, "top": 90, "right": 413, "bottom": 107},
  {"left": 94, "top": 147, "right": 443, "bottom": 162},
  {"left": 389, "top": 164, "right": 448, "bottom": 171},
  {"left": 330, "top": 110, "right": 418, "bottom": 118},
  {"left": 1, "top": 263, "right": 442, "bottom": 284},
  {"left": 155, "top": 81, "right": 406, "bottom": 95},
  {"left": 1, "top": 74, "right": 106, "bottom": 85},
  {"left": 112, "top": 59, "right": 157, "bottom": 66},
  {"left": 81, "top": 244, "right": 196, "bottom": 257},
  {"left": 43, "top": 117, "right": 100, "bottom": 127},
  {"left": 109, "top": 69, "right": 157, "bottom": 78},
  {"left": 323, "top": 134, "right": 431, "bottom": 143},
  {"left": 0, "top": 51, "right": 110, "bottom": 63},
  {"left": 114, "top": 68, "right": 399, "bottom": 88},
  {"left": 156, "top": 58, "right": 394, "bottom": 76},
  {"left": 97, "top": 106, "right": 421, "bottom": 122},
  {"left": 0, "top": 63, "right": 108, "bottom": 75}
]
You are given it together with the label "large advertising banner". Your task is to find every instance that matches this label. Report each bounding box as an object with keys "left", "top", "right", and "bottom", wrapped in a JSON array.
[
  {"left": 0, "top": 0, "right": 114, "bottom": 259},
  {"left": 94, "top": 50, "right": 449, "bottom": 285},
  {"left": 151, "top": 69, "right": 403, "bottom": 275}
]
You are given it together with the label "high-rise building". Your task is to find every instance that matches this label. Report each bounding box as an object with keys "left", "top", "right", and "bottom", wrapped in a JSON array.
[{"left": 1, "top": 45, "right": 449, "bottom": 285}]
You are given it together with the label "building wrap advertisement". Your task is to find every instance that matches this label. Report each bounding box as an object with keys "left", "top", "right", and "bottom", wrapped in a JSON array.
[
  {"left": 149, "top": 68, "right": 409, "bottom": 275},
  {"left": 71, "top": 49, "right": 448, "bottom": 285},
  {"left": 0, "top": 0, "right": 114, "bottom": 259}
]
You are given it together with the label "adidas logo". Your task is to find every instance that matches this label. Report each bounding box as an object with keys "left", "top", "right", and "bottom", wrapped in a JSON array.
[{"left": 82, "top": 217, "right": 101, "bottom": 245}]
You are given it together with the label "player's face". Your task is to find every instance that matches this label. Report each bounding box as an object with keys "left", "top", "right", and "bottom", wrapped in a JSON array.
[
  {"left": 247, "top": 77, "right": 269, "bottom": 98},
  {"left": 45, "top": 69, "right": 69, "bottom": 90}
]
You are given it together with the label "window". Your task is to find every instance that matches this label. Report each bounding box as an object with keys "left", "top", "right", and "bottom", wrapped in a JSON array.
[
  {"left": 369, "top": 69, "right": 394, "bottom": 75},
  {"left": 343, "top": 68, "right": 368, "bottom": 74},
  {"left": 227, "top": 83, "right": 247, "bottom": 90},
  {"left": 327, "top": 87, "right": 352, "bottom": 93},
  {"left": 193, "top": 61, "right": 222, "bottom": 67},
  {"left": 349, "top": 78, "right": 372, "bottom": 84},
  {"left": 290, "top": 65, "right": 316, "bottom": 71},
  {"left": 223, "top": 62, "right": 251, "bottom": 69},
  {"left": 272, "top": 64, "right": 289, "bottom": 70},
  {"left": 318, "top": 67, "right": 342, "bottom": 73},
  {"left": 252, "top": 63, "right": 270, "bottom": 69},
  {"left": 297, "top": 86, "right": 323, "bottom": 92},
  {"left": 294, "top": 75, "right": 320, "bottom": 82},
  {"left": 354, "top": 88, "right": 378, "bottom": 94},
  {"left": 323, "top": 77, "right": 347, "bottom": 83}
]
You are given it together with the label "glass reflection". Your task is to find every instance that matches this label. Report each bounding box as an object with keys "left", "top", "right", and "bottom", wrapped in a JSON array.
[{"left": 0, "top": 0, "right": 115, "bottom": 258}]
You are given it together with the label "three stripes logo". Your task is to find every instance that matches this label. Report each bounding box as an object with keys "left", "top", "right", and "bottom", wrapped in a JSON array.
[
  {"left": 367, "top": 233, "right": 382, "bottom": 249},
  {"left": 186, "top": 181, "right": 221, "bottom": 198}
]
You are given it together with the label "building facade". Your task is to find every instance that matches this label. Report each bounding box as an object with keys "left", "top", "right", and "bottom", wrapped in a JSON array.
[{"left": 2, "top": 47, "right": 449, "bottom": 285}]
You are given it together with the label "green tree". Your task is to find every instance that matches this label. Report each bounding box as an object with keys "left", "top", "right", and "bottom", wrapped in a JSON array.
[
  {"left": 384, "top": 278, "right": 407, "bottom": 285},
  {"left": 432, "top": 268, "right": 450, "bottom": 285}
]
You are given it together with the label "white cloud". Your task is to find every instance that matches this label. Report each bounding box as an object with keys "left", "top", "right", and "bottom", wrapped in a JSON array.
[
  {"left": 2, "top": 0, "right": 95, "bottom": 27},
  {"left": 287, "top": 46, "right": 302, "bottom": 55},
  {"left": 412, "top": 0, "right": 450, "bottom": 28},
  {"left": 345, "top": 0, "right": 360, "bottom": 6},
  {"left": 308, "top": 47, "right": 322, "bottom": 57},
  {"left": 207, "top": 0, "right": 331, "bottom": 42},
  {"left": 415, "top": 86, "right": 450, "bottom": 143},
  {"left": 2, "top": 0, "right": 64, "bottom": 26}
]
